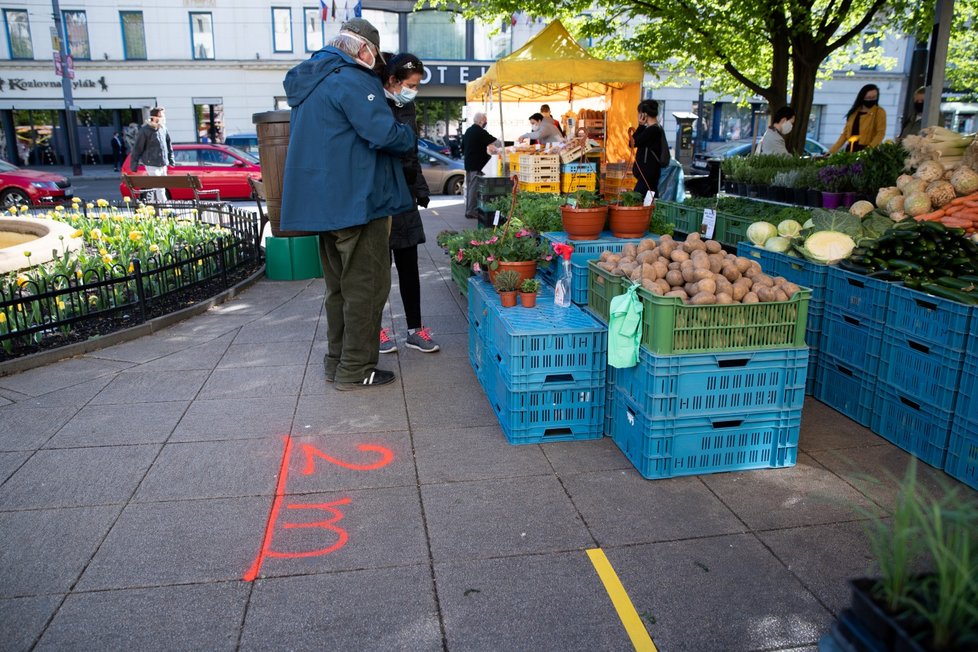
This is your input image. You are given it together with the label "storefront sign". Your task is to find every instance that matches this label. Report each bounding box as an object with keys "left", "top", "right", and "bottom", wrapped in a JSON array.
[
  {"left": 0, "top": 76, "right": 108, "bottom": 92},
  {"left": 420, "top": 64, "right": 490, "bottom": 87}
]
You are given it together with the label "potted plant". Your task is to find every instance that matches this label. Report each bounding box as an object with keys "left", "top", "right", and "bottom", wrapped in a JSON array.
[
  {"left": 608, "top": 191, "right": 652, "bottom": 238},
  {"left": 492, "top": 269, "right": 521, "bottom": 307},
  {"left": 560, "top": 190, "right": 608, "bottom": 241},
  {"left": 818, "top": 164, "right": 851, "bottom": 209},
  {"left": 518, "top": 277, "right": 541, "bottom": 308},
  {"left": 796, "top": 166, "right": 823, "bottom": 207},
  {"left": 455, "top": 225, "right": 553, "bottom": 286}
]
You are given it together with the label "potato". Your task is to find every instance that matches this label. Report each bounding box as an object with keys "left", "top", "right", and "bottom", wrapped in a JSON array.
[
  {"left": 690, "top": 291, "right": 717, "bottom": 305},
  {"left": 653, "top": 278, "right": 671, "bottom": 295},
  {"left": 684, "top": 282, "right": 699, "bottom": 296},
  {"left": 695, "top": 278, "right": 717, "bottom": 295},
  {"left": 755, "top": 286, "right": 775, "bottom": 302},
  {"left": 734, "top": 275, "right": 753, "bottom": 289},
  {"left": 752, "top": 274, "right": 775, "bottom": 287},
  {"left": 636, "top": 250, "right": 656, "bottom": 265},
  {"left": 743, "top": 291, "right": 759, "bottom": 303},
  {"left": 600, "top": 250, "right": 613, "bottom": 262},
  {"left": 715, "top": 277, "right": 733, "bottom": 297},
  {"left": 773, "top": 289, "right": 788, "bottom": 302},
  {"left": 597, "top": 261, "right": 616, "bottom": 272},
  {"left": 708, "top": 254, "right": 724, "bottom": 274},
  {"left": 693, "top": 268, "right": 715, "bottom": 282},
  {"left": 641, "top": 278, "right": 659, "bottom": 293},
  {"left": 659, "top": 241, "right": 677, "bottom": 257},
  {"left": 721, "top": 265, "right": 741, "bottom": 283},
  {"left": 691, "top": 254, "right": 711, "bottom": 270},
  {"left": 638, "top": 238, "right": 656, "bottom": 253},
  {"left": 621, "top": 244, "right": 638, "bottom": 259},
  {"left": 685, "top": 239, "right": 707, "bottom": 253},
  {"left": 781, "top": 281, "right": 800, "bottom": 298},
  {"left": 629, "top": 266, "right": 643, "bottom": 282},
  {"left": 749, "top": 261, "right": 763, "bottom": 275},
  {"left": 667, "top": 261, "right": 681, "bottom": 271},
  {"left": 619, "top": 256, "right": 635, "bottom": 265},
  {"left": 705, "top": 240, "right": 723, "bottom": 254},
  {"left": 733, "top": 257, "right": 752, "bottom": 274},
  {"left": 619, "top": 261, "right": 638, "bottom": 276},
  {"left": 665, "top": 270, "right": 684, "bottom": 287},
  {"left": 731, "top": 282, "right": 748, "bottom": 302},
  {"left": 606, "top": 253, "right": 622, "bottom": 266},
  {"left": 641, "top": 263, "right": 656, "bottom": 280},
  {"left": 670, "top": 249, "right": 690, "bottom": 263},
  {"left": 664, "top": 289, "right": 688, "bottom": 300},
  {"left": 652, "top": 261, "right": 668, "bottom": 280},
  {"left": 682, "top": 265, "right": 699, "bottom": 284},
  {"left": 658, "top": 256, "right": 671, "bottom": 266},
  {"left": 715, "top": 292, "right": 734, "bottom": 304},
  {"left": 659, "top": 234, "right": 674, "bottom": 242},
  {"left": 611, "top": 266, "right": 628, "bottom": 276}
]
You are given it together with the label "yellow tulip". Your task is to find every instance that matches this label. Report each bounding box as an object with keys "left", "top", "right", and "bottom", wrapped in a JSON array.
[
  {"left": 98, "top": 247, "right": 108, "bottom": 256},
  {"left": 128, "top": 263, "right": 134, "bottom": 273},
  {"left": 57, "top": 300, "right": 66, "bottom": 310},
  {"left": 149, "top": 244, "right": 160, "bottom": 254},
  {"left": 16, "top": 274, "right": 28, "bottom": 287},
  {"left": 0, "top": 312, "right": 6, "bottom": 324},
  {"left": 71, "top": 229, "right": 84, "bottom": 238},
  {"left": 101, "top": 254, "right": 113, "bottom": 265},
  {"left": 96, "top": 199, "right": 109, "bottom": 208},
  {"left": 7, "top": 207, "right": 16, "bottom": 214},
  {"left": 19, "top": 205, "right": 28, "bottom": 213}
]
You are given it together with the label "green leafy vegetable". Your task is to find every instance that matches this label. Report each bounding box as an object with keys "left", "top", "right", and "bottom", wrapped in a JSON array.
[{"left": 810, "top": 209, "right": 862, "bottom": 239}]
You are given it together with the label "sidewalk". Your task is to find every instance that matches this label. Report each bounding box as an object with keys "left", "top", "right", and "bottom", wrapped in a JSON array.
[
  {"left": 22, "top": 164, "right": 121, "bottom": 182},
  {"left": 0, "top": 199, "right": 969, "bottom": 651}
]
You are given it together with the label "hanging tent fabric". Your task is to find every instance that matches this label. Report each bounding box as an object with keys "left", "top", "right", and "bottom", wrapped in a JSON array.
[{"left": 466, "top": 20, "right": 644, "bottom": 163}]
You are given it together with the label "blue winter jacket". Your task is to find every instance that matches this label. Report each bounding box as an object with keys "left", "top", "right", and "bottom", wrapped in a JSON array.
[{"left": 279, "top": 47, "right": 416, "bottom": 232}]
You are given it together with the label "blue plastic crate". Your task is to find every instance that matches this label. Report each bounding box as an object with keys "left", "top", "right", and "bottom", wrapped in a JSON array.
[
  {"left": 604, "top": 365, "right": 617, "bottom": 437},
  {"left": 871, "top": 387, "right": 953, "bottom": 469},
  {"left": 467, "top": 276, "right": 494, "bottom": 340},
  {"left": 609, "top": 388, "right": 800, "bottom": 480},
  {"left": 885, "top": 284, "right": 974, "bottom": 351},
  {"left": 737, "top": 243, "right": 829, "bottom": 304},
  {"left": 479, "top": 354, "right": 604, "bottom": 445},
  {"left": 468, "top": 321, "right": 489, "bottom": 379},
  {"left": 614, "top": 347, "right": 808, "bottom": 419},
  {"left": 815, "top": 353, "right": 876, "bottom": 427},
  {"left": 821, "top": 308, "right": 884, "bottom": 375},
  {"left": 944, "top": 418, "right": 978, "bottom": 491},
  {"left": 878, "top": 330, "right": 965, "bottom": 413},
  {"left": 541, "top": 231, "right": 651, "bottom": 258},
  {"left": 955, "top": 357, "right": 978, "bottom": 424},
  {"left": 561, "top": 162, "right": 597, "bottom": 174},
  {"left": 806, "top": 344, "right": 819, "bottom": 396},
  {"left": 806, "top": 302, "right": 824, "bottom": 351},
  {"left": 826, "top": 267, "right": 890, "bottom": 324}
]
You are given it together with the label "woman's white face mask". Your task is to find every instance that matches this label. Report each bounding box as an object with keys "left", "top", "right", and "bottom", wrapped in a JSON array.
[{"left": 780, "top": 119, "right": 794, "bottom": 135}]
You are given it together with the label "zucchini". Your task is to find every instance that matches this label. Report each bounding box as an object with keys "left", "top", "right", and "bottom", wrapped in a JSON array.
[
  {"left": 936, "top": 277, "right": 976, "bottom": 291},
  {"left": 886, "top": 259, "right": 923, "bottom": 273},
  {"left": 920, "top": 283, "right": 978, "bottom": 305},
  {"left": 867, "top": 270, "right": 901, "bottom": 281}
]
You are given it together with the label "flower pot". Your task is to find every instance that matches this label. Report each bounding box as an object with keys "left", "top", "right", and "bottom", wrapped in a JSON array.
[
  {"left": 772, "top": 187, "right": 787, "bottom": 202},
  {"left": 806, "top": 189, "right": 823, "bottom": 208},
  {"left": 488, "top": 260, "right": 537, "bottom": 286},
  {"left": 498, "top": 290, "right": 517, "bottom": 307},
  {"left": 608, "top": 204, "right": 652, "bottom": 238},
  {"left": 746, "top": 184, "right": 760, "bottom": 198},
  {"left": 793, "top": 188, "right": 808, "bottom": 206},
  {"left": 519, "top": 292, "right": 537, "bottom": 308},
  {"left": 822, "top": 191, "right": 844, "bottom": 210},
  {"left": 561, "top": 205, "right": 608, "bottom": 241},
  {"left": 843, "top": 191, "right": 857, "bottom": 208}
]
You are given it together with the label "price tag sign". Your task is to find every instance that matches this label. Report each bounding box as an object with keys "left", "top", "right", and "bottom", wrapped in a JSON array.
[
  {"left": 701, "top": 208, "right": 717, "bottom": 239},
  {"left": 493, "top": 210, "right": 501, "bottom": 226},
  {"left": 643, "top": 190, "right": 655, "bottom": 206}
]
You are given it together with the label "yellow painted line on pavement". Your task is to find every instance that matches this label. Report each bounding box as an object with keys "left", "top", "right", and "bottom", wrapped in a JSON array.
[{"left": 586, "top": 548, "right": 657, "bottom": 652}]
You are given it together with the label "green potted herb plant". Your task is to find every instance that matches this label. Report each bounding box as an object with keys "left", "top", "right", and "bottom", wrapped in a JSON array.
[
  {"left": 518, "top": 277, "right": 541, "bottom": 308},
  {"left": 608, "top": 190, "right": 652, "bottom": 238},
  {"left": 492, "top": 269, "right": 521, "bottom": 307},
  {"left": 560, "top": 190, "right": 608, "bottom": 241}
]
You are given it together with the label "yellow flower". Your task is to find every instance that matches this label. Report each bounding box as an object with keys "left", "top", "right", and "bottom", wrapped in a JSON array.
[
  {"left": 197, "top": 259, "right": 203, "bottom": 266},
  {"left": 55, "top": 205, "right": 64, "bottom": 212},
  {"left": 71, "top": 197, "right": 81, "bottom": 204},
  {"left": 113, "top": 214, "right": 123, "bottom": 221},
  {"left": 7, "top": 207, "right": 16, "bottom": 214},
  {"left": 0, "top": 312, "right": 5, "bottom": 324},
  {"left": 71, "top": 229, "right": 84, "bottom": 238},
  {"left": 149, "top": 244, "right": 160, "bottom": 254},
  {"left": 57, "top": 300, "right": 66, "bottom": 310},
  {"left": 19, "top": 204, "right": 28, "bottom": 213},
  {"left": 174, "top": 269, "right": 182, "bottom": 277},
  {"left": 128, "top": 263, "right": 134, "bottom": 273},
  {"left": 15, "top": 274, "right": 28, "bottom": 287},
  {"left": 88, "top": 295, "right": 98, "bottom": 306},
  {"left": 129, "top": 231, "right": 143, "bottom": 242},
  {"left": 86, "top": 203, "right": 94, "bottom": 210},
  {"left": 101, "top": 254, "right": 114, "bottom": 265},
  {"left": 98, "top": 247, "right": 108, "bottom": 256},
  {"left": 123, "top": 196, "right": 131, "bottom": 203},
  {"left": 96, "top": 199, "right": 109, "bottom": 208},
  {"left": 23, "top": 251, "right": 31, "bottom": 258},
  {"left": 90, "top": 229, "right": 102, "bottom": 240},
  {"left": 75, "top": 269, "right": 83, "bottom": 278}
]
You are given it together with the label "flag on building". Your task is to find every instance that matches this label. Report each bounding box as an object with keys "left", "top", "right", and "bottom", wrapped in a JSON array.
[
  {"left": 354, "top": 0, "right": 362, "bottom": 18},
  {"left": 320, "top": 0, "right": 328, "bottom": 21}
]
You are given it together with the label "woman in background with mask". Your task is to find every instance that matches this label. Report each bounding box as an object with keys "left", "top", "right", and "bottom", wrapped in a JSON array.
[
  {"left": 378, "top": 52, "right": 440, "bottom": 354},
  {"left": 518, "top": 112, "right": 564, "bottom": 145},
  {"left": 829, "top": 84, "right": 887, "bottom": 154},
  {"left": 756, "top": 106, "right": 796, "bottom": 155}
]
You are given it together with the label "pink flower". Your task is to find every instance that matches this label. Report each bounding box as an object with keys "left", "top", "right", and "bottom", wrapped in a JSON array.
[
  {"left": 456, "top": 249, "right": 464, "bottom": 262},
  {"left": 516, "top": 229, "right": 531, "bottom": 238},
  {"left": 486, "top": 255, "right": 495, "bottom": 262},
  {"left": 472, "top": 262, "right": 481, "bottom": 273},
  {"left": 470, "top": 239, "right": 480, "bottom": 246},
  {"left": 488, "top": 236, "right": 499, "bottom": 244},
  {"left": 544, "top": 254, "right": 553, "bottom": 261}
]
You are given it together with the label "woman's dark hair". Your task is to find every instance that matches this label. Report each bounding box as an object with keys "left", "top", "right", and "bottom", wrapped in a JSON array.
[
  {"left": 637, "top": 100, "right": 659, "bottom": 118},
  {"left": 772, "top": 106, "right": 795, "bottom": 124},
  {"left": 846, "top": 84, "right": 880, "bottom": 118},
  {"left": 529, "top": 112, "right": 544, "bottom": 122},
  {"left": 383, "top": 53, "right": 424, "bottom": 83}
]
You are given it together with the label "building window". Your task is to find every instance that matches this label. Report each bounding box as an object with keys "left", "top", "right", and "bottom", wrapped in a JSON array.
[
  {"left": 62, "top": 10, "right": 90, "bottom": 60},
  {"left": 807, "top": 105, "right": 824, "bottom": 143},
  {"left": 3, "top": 9, "right": 33, "bottom": 59},
  {"left": 120, "top": 11, "right": 146, "bottom": 60},
  {"left": 303, "top": 9, "right": 322, "bottom": 51},
  {"left": 860, "top": 32, "right": 881, "bottom": 70},
  {"left": 272, "top": 7, "right": 292, "bottom": 53},
  {"left": 360, "top": 10, "right": 399, "bottom": 52},
  {"left": 407, "top": 11, "right": 464, "bottom": 60},
  {"left": 473, "top": 18, "right": 511, "bottom": 61},
  {"left": 190, "top": 12, "right": 215, "bottom": 60}
]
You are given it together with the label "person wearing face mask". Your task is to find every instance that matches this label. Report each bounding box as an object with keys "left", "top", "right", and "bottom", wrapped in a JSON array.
[
  {"left": 461, "top": 112, "right": 501, "bottom": 220},
  {"left": 899, "top": 86, "right": 927, "bottom": 141},
  {"left": 131, "top": 107, "right": 174, "bottom": 203},
  {"left": 756, "top": 106, "right": 796, "bottom": 155},
  {"left": 377, "top": 53, "right": 439, "bottom": 354},
  {"left": 280, "top": 18, "right": 417, "bottom": 390},
  {"left": 829, "top": 84, "right": 887, "bottom": 154},
  {"left": 518, "top": 112, "right": 563, "bottom": 145}
]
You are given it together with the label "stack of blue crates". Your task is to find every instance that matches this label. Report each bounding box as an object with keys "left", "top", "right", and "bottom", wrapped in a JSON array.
[
  {"left": 539, "top": 232, "right": 651, "bottom": 305},
  {"left": 873, "top": 284, "right": 974, "bottom": 469},
  {"left": 467, "top": 276, "right": 607, "bottom": 445},
  {"left": 737, "top": 243, "right": 828, "bottom": 394},
  {"left": 945, "top": 316, "right": 978, "bottom": 490},
  {"left": 816, "top": 267, "right": 890, "bottom": 427}
]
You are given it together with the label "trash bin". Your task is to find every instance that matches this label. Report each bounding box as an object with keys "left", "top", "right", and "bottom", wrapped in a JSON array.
[{"left": 253, "top": 110, "right": 312, "bottom": 237}]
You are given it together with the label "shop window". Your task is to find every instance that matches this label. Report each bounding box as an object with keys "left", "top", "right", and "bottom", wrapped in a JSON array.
[
  {"left": 303, "top": 8, "right": 323, "bottom": 52},
  {"left": 473, "top": 18, "right": 511, "bottom": 61},
  {"left": 360, "top": 10, "right": 399, "bottom": 53},
  {"left": 718, "top": 103, "right": 761, "bottom": 141},
  {"left": 407, "top": 11, "right": 464, "bottom": 60},
  {"left": 190, "top": 12, "right": 215, "bottom": 60},
  {"left": 120, "top": 11, "right": 146, "bottom": 60},
  {"left": 62, "top": 10, "right": 90, "bottom": 60},
  {"left": 272, "top": 7, "right": 292, "bottom": 53},
  {"left": 3, "top": 9, "right": 33, "bottom": 60}
]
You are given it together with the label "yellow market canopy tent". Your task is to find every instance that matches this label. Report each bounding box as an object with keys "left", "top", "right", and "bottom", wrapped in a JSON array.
[{"left": 466, "top": 20, "right": 644, "bottom": 164}]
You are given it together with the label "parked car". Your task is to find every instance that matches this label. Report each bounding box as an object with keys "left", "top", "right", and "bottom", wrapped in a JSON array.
[
  {"left": 691, "top": 138, "right": 828, "bottom": 172},
  {"left": 0, "top": 159, "right": 72, "bottom": 209},
  {"left": 418, "top": 145, "right": 464, "bottom": 195},
  {"left": 419, "top": 138, "right": 451, "bottom": 157},
  {"left": 223, "top": 133, "right": 259, "bottom": 159},
  {"left": 119, "top": 143, "right": 261, "bottom": 201}
]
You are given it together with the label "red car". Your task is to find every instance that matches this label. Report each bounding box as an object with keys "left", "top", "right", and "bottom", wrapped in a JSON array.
[
  {"left": 119, "top": 143, "right": 261, "bottom": 201},
  {"left": 0, "top": 159, "right": 73, "bottom": 209}
]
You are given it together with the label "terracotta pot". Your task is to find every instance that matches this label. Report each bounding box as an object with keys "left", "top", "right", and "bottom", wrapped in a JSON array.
[
  {"left": 498, "top": 291, "right": 517, "bottom": 307},
  {"left": 608, "top": 204, "right": 652, "bottom": 238},
  {"left": 561, "top": 205, "right": 608, "bottom": 241},
  {"left": 488, "top": 260, "right": 537, "bottom": 286},
  {"left": 519, "top": 292, "right": 537, "bottom": 308}
]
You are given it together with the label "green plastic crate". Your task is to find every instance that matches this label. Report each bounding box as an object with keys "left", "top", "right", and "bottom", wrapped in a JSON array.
[
  {"left": 451, "top": 259, "right": 473, "bottom": 297},
  {"left": 655, "top": 200, "right": 699, "bottom": 234},
  {"left": 586, "top": 261, "right": 626, "bottom": 323},
  {"left": 713, "top": 211, "right": 751, "bottom": 247}
]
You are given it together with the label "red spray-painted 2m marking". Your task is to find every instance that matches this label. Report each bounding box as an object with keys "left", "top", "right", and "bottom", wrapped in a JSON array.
[{"left": 243, "top": 436, "right": 394, "bottom": 581}]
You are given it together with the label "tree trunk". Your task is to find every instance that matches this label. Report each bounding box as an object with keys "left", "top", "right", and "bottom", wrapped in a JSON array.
[{"left": 787, "top": 56, "right": 820, "bottom": 155}]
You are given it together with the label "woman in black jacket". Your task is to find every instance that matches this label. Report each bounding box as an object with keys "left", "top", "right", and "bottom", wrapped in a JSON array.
[
  {"left": 630, "top": 99, "right": 667, "bottom": 198},
  {"left": 379, "top": 53, "right": 439, "bottom": 354}
]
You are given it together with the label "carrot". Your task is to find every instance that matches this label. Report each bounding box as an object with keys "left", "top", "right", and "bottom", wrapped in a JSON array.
[
  {"left": 916, "top": 210, "right": 947, "bottom": 222},
  {"left": 949, "top": 192, "right": 978, "bottom": 206}
]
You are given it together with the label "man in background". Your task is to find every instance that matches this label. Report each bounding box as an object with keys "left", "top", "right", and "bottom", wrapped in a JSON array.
[
  {"left": 131, "top": 107, "right": 174, "bottom": 203},
  {"left": 462, "top": 112, "right": 500, "bottom": 221}
]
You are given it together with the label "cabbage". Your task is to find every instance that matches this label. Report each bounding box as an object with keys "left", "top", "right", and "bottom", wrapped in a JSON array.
[
  {"left": 747, "top": 221, "right": 778, "bottom": 246},
  {"left": 804, "top": 231, "right": 856, "bottom": 263},
  {"left": 764, "top": 236, "right": 792, "bottom": 252},
  {"left": 777, "top": 219, "right": 802, "bottom": 238},
  {"left": 803, "top": 218, "right": 815, "bottom": 230}
]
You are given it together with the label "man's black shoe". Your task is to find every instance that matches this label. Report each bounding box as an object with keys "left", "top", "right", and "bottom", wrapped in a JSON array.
[{"left": 335, "top": 369, "right": 396, "bottom": 391}]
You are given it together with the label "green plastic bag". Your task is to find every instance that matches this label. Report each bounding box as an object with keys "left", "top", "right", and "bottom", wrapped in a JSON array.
[{"left": 608, "top": 283, "right": 642, "bottom": 368}]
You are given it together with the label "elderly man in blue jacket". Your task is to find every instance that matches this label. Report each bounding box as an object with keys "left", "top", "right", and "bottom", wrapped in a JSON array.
[{"left": 280, "top": 18, "right": 416, "bottom": 390}]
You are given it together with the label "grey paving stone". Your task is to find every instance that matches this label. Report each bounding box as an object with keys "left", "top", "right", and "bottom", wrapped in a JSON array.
[
  {"left": 0, "top": 595, "right": 63, "bottom": 652},
  {"left": 562, "top": 471, "right": 745, "bottom": 546},
  {"left": 0, "top": 394, "right": 11, "bottom": 407},
  {"left": 799, "top": 400, "right": 881, "bottom": 453},
  {"left": 542, "top": 437, "right": 634, "bottom": 475},
  {"left": 393, "top": 310, "right": 468, "bottom": 335},
  {"left": 0, "top": 445, "right": 159, "bottom": 510},
  {"left": 700, "top": 453, "right": 881, "bottom": 530},
  {"left": 133, "top": 438, "right": 286, "bottom": 502},
  {"left": 299, "top": 360, "right": 404, "bottom": 396},
  {"left": 233, "top": 315, "right": 319, "bottom": 344},
  {"left": 76, "top": 496, "right": 269, "bottom": 590},
  {"left": 36, "top": 582, "right": 249, "bottom": 652},
  {"left": 758, "top": 521, "right": 877, "bottom": 616},
  {"left": 435, "top": 552, "right": 632, "bottom": 651},
  {"left": 45, "top": 401, "right": 189, "bottom": 448},
  {"left": 413, "top": 425, "right": 551, "bottom": 484},
  {"left": 0, "top": 357, "right": 131, "bottom": 396},
  {"left": 0, "top": 451, "right": 29, "bottom": 483},
  {"left": 422, "top": 475, "right": 594, "bottom": 562},
  {"left": 403, "top": 384, "right": 499, "bottom": 430},
  {"left": 0, "top": 505, "right": 122, "bottom": 596},
  {"left": 0, "top": 405, "right": 78, "bottom": 451},
  {"left": 135, "top": 332, "right": 235, "bottom": 371},
  {"left": 85, "top": 334, "right": 195, "bottom": 364},
  {"left": 293, "top": 390, "right": 409, "bottom": 434},
  {"left": 283, "top": 432, "right": 417, "bottom": 492},
  {"left": 240, "top": 565, "right": 441, "bottom": 651},
  {"left": 170, "top": 396, "right": 297, "bottom": 441},
  {"left": 21, "top": 375, "right": 115, "bottom": 408},
  {"left": 90, "top": 369, "right": 210, "bottom": 405},
  {"left": 156, "top": 313, "right": 254, "bottom": 340},
  {"left": 199, "top": 364, "right": 304, "bottom": 399},
  {"left": 217, "top": 340, "right": 312, "bottom": 368},
  {"left": 605, "top": 534, "right": 832, "bottom": 652},
  {"left": 254, "top": 486, "right": 429, "bottom": 577}
]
